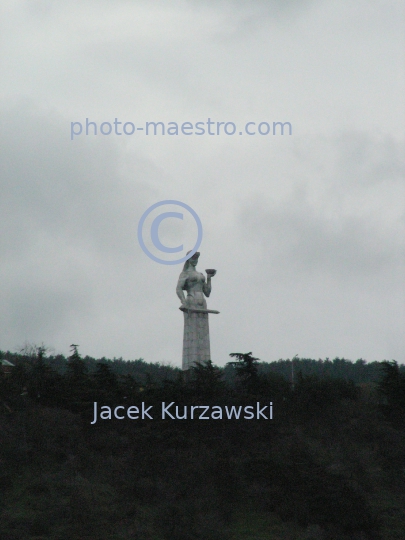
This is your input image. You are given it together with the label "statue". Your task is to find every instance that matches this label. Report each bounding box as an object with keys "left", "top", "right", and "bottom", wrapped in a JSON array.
[{"left": 176, "top": 252, "right": 219, "bottom": 370}]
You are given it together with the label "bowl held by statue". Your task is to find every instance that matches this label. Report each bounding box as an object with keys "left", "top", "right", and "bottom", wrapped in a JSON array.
[{"left": 205, "top": 269, "right": 216, "bottom": 276}]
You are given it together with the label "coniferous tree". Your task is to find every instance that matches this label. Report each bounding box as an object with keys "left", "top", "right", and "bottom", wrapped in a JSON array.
[
  {"left": 94, "top": 361, "right": 120, "bottom": 402},
  {"left": 65, "top": 344, "right": 91, "bottom": 412},
  {"left": 190, "top": 360, "right": 225, "bottom": 399},
  {"left": 227, "top": 352, "right": 259, "bottom": 394},
  {"left": 29, "top": 346, "right": 61, "bottom": 407},
  {"left": 378, "top": 360, "right": 405, "bottom": 428}
]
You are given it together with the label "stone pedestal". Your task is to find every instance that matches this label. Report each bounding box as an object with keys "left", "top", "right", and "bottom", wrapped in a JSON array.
[{"left": 182, "top": 310, "right": 211, "bottom": 370}]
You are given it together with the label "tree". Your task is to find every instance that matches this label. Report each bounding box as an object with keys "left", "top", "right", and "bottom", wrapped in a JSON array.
[
  {"left": 65, "top": 345, "right": 91, "bottom": 412},
  {"left": 227, "top": 352, "right": 259, "bottom": 382},
  {"left": 28, "top": 346, "right": 61, "bottom": 407},
  {"left": 190, "top": 360, "right": 225, "bottom": 398},
  {"left": 378, "top": 361, "right": 405, "bottom": 428},
  {"left": 66, "top": 345, "right": 87, "bottom": 379},
  {"left": 94, "top": 361, "right": 120, "bottom": 401}
]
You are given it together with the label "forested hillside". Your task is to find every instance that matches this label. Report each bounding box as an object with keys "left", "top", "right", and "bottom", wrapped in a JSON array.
[
  {"left": 2, "top": 346, "right": 401, "bottom": 383},
  {"left": 1, "top": 346, "right": 405, "bottom": 539}
]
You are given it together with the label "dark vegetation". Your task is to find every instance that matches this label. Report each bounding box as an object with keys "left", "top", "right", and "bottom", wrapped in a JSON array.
[{"left": 1, "top": 345, "right": 405, "bottom": 540}]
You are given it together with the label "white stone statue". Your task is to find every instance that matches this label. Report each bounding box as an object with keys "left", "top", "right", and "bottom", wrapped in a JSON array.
[{"left": 176, "top": 251, "right": 219, "bottom": 370}]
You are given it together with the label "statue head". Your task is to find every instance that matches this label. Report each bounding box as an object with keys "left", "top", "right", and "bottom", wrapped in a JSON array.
[{"left": 182, "top": 251, "right": 200, "bottom": 271}]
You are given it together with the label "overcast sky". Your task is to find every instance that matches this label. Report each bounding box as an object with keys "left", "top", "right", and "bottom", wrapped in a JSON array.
[{"left": 1, "top": 0, "right": 404, "bottom": 365}]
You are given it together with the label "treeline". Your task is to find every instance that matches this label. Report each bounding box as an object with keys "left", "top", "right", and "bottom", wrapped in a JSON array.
[
  {"left": 0, "top": 346, "right": 180, "bottom": 384},
  {"left": 2, "top": 346, "right": 402, "bottom": 384},
  {"left": 1, "top": 346, "right": 405, "bottom": 539}
]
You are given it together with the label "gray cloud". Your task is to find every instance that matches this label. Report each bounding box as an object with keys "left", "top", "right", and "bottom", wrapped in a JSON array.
[
  {"left": 0, "top": 1, "right": 403, "bottom": 363},
  {"left": 0, "top": 103, "right": 160, "bottom": 351},
  {"left": 239, "top": 133, "right": 405, "bottom": 280}
]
